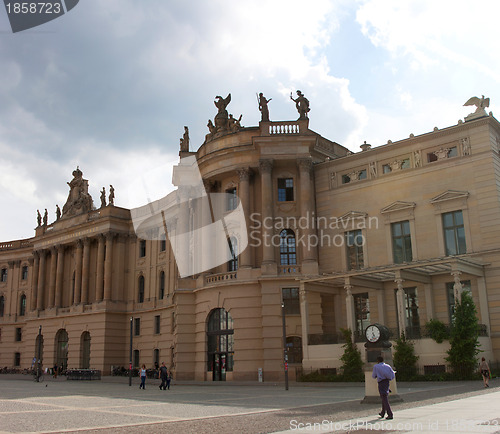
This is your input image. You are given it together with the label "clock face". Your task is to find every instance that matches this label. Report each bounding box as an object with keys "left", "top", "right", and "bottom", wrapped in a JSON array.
[{"left": 366, "top": 325, "right": 381, "bottom": 343}]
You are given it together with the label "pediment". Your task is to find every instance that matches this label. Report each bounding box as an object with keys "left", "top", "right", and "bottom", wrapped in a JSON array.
[
  {"left": 430, "top": 190, "right": 469, "bottom": 204},
  {"left": 380, "top": 201, "right": 416, "bottom": 214},
  {"left": 338, "top": 211, "right": 368, "bottom": 221}
]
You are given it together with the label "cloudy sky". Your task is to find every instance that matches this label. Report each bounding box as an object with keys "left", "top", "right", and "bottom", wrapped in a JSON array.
[{"left": 1, "top": 0, "right": 499, "bottom": 241}]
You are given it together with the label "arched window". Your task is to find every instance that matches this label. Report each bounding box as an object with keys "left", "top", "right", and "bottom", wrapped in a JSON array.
[
  {"left": 0, "top": 295, "right": 5, "bottom": 317},
  {"left": 80, "top": 332, "right": 91, "bottom": 369},
  {"left": 207, "top": 308, "right": 234, "bottom": 381},
  {"left": 153, "top": 349, "right": 160, "bottom": 368},
  {"left": 280, "top": 229, "right": 297, "bottom": 265},
  {"left": 138, "top": 276, "right": 145, "bottom": 303},
  {"left": 19, "top": 294, "right": 26, "bottom": 316},
  {"left": 227, "top": 237, "right": 238, "bottom": 272},
  {"left": 55, "top": 329, "right": 69, "bottom": 371},
  {"left": 159, "top": 271, "right": 165, "bottom": 300}
]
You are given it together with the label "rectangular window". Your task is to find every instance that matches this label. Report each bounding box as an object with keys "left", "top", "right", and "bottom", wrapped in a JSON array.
[
  {"left": 154, "top": 315, "right": 161, "bottom": 335},
  {"left": 395, "top": 287, "right": 420, "bottom": 339},
  {"left": 392, "top": 220, "right": 412, "bottom": 263},
  {"left": 133, "top": 350, "right": 140, "bottom": 368},
  {"left": 442, "top": 210, "right": 466, "bottom": 255},
  {"left": 346, "top": 230, "right": 364, "bottom": 270},
  {"left": 134, "top": 318, "right": 141, "bottom": 336},
  {"left": 14, "top": 352, "right": 21, "bottom": 367},
  {"left": 1, "top": 268, "right": 7, "bottom": 282},
  {"left": 446, "top": 280, "right": 471, "bottom": 324},
  {"left": 15, "top": 327, "right": 22, "bottom": 342},
  {"left": 226, "top": 187, "right": 238, "bottom": 211},
  {"left": 160, "top": 234, "right": 166, "bottom": 252},
  {"left": 354, "top": 293, "right": 370, "bottom": 338},
  {"left": 22, "top": 266, "right": 28, "bottom": 280},
  {"left": 282, "top": 287, "right": 300, "bottom": 315},
  {"left": 139, "top": 240, "right": 146, "bottom": 258},
  {"left": 277, "top": 178, "right": 294, "bottom": 202},
  {"left": 171, "top": 312, "right": 175, "bottom": 333}
]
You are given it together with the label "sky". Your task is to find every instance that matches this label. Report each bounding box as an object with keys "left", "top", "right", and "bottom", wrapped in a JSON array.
[{"left": 1, "top": 0, "right": 500, "bottom": 241}]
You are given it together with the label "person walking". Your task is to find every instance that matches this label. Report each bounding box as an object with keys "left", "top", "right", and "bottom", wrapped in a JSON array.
[
  {"left": 139, "top": 364, "right": 147, "bottom": 390},
  {"left": 159, "top": 362, "right": 168, "bottom": 390},
  {"left": 372, "top": 356, "right": 396, "bottom": 420},
  {"left": 480, "top": 357, "right": 491, "bottom": 388},
  {"left": 166, "top": 369, "right": 172, "bottom": 390}
]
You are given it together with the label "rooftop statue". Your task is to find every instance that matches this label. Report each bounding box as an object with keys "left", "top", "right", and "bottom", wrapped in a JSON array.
[
  {"left": 258, "top": 92, "right": 271, "bottom": 122},
  {"left": 290, "top": 90, "right": 310, "bottom": 120},
  {"left": 214, "top": 94, "right": 231, "bottom": 130},
  {"left": 180, "top": 126, "right": 190, "bottom": 152},
  {"left": 109, "top": 185, "right": 115, "bottom": 206},
  {"left": 62, "top": 167, "right": 94, "bottom": 217},
  {"left": 464, "top": 95, "right": 490, "bottom": 121}
]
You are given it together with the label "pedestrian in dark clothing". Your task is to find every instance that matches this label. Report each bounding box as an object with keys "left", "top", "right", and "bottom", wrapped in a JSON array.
[
  {"left": 166, "top": 369, "right": 172, "bottom": 390},
  {"left": 159, "top": 362, "right": 168, "bottom": 390},
  {"left": 372, "top": 356, "right": 396, "bottom": 420}
]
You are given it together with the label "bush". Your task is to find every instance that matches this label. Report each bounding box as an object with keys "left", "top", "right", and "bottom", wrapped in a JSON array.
[
  {"left": 446, "top": 291, "right": 480, "bottom": 379},
  {"left": 425, "top": 318, "right": 450, "bottom": 343},
  {"left": 393, "top": 333, "right": 419, "bottom": 381},
  {"left": 339, "top": 328, "right": 364, "bottom": 381}
]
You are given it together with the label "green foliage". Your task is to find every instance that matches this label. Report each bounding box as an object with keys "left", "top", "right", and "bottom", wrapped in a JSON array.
[
  {"left": 339, "top": 328, "right": 364, "bottom": 381},
  {"left": 425, "top": 318, "right": 450, "bottom": 343},
  {"left": 446, "top": 291, "right": 480, "bottom": 379},
  {"left": 393, "top": 333, "right": 419, "bottom": 381}
]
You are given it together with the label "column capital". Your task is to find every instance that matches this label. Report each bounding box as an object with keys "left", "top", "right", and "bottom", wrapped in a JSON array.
[
  {"left": 259, "top": 159, "right": 273, "bottom": 174},
  {"left": 237, "top": 167, "right": 252, "bottom": 182},
  {"left": 344, "top": 284, "right": 353, "bottom": 297},
  {"left": 297, "top": 158, "right": 313, "bottom": 173}
]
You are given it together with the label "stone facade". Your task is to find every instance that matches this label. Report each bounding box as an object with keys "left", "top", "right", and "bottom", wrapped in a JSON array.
[{"left": 1, "top": 109, "right": 500, "bottom": 381}]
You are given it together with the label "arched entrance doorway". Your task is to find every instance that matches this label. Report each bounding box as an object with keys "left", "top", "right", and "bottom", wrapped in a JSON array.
[
  {"left": 55, "top": 329, "right": 68, "bottom": 371},
  {"left": 80, "top": 332, "right": 91, "bottom": 369},
  {"left": 207, "top": 308, "right": 234, "bottom": 381}
]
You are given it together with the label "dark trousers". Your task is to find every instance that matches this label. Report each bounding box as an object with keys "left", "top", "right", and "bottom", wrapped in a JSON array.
[
  {"left": 378, "top": 379, "right": 393, "bottom": 417},
  {"left": 160, "top": 377, "right": 167, "bottom": 390},
  {"left": 166, "top": 378, "right": 171, "bottom": 390},
  {"left": 140, "top": 376, "right": 146, "bottom": 389}
]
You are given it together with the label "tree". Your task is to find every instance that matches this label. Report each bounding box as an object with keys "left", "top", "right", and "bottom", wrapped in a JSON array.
[
  {"left": 446, "top": 291, "right": 480, "bottom": 379},
  {"left": 393, "top": 333, "right": 419, "bottom": 380},
  {"left": 339, "top": 328, "right": 364, "bottom": 381}
]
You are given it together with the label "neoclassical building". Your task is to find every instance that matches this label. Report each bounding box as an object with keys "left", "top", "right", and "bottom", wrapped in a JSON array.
[{"left": 1, "top": 95, "right": 499, "bottom": 381}]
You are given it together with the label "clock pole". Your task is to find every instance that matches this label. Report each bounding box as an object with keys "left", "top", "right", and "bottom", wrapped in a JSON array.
[{"left": 361, "top": 323, "right": 403, "bottom": 404}]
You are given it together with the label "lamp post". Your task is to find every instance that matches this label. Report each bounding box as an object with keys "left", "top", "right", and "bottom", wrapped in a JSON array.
[
  {"left": 129, "top": 317, "right": 133, "bottom": 386},
  {"left": 281, "top": 303, "right": 289, "bottom": 391}
]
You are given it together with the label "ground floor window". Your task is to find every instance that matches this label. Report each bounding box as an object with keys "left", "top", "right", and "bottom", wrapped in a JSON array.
[
  {"left": 286, "top": 336, "right": 302, "bottom": 363},
  {"left": 207, "top": 308, "right": 234, "bottom": 381},
  {"left": 55, "top": 329, "right": 68, "bottom": 371},
  {"left": 80, "top": 332, "right": 91, "bottom": 369}
]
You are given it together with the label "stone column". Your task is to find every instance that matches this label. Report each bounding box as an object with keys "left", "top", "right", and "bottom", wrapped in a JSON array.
[
  {"left": 95, "top": 234, "right": 105, "bottom": 302},
  {"left": 477, "top": 276, "right": 491, "bottom": 334},
  {"left": 298, "top": 158, "right": 317, "bottom": 271},
  {"left": 74, "top": 240, "right": 83, "bottom": 305},
  {"left": 48, "top": 247, "right": 57, "bottom": 308},
  {"left": 176, "top": 187, "right": 190, "bottom": 277},
  {"left": 103, "top": 233, "right": 114, "bottom": 301},
  {"left": 395, "top": 278, "right": 406, "bottom": 337},
  {"left": 451, "top": 271, "right": 463, "bottom": 302},
  {"left": 259, "top": 159, "right": 275, "bottom": 272},
  {"left": 299, "top": 282, "right": 310, "bottom": 362},
  {"left": 115, "top": 235, "right": 126, "bottom": 301},
  {"left": 31, "top": 252, "right": 40, "bottom": 311},
  {"left": 54, "top": 245, "right": 65, "bottom": 308},
  {"left": 201, "top": 181, "right": 214, "bottom": 274},
  {"left": 81, "top": 238, "right": 90, "bottom": 304},
  {"left": 36, "top": 250, "right": 46, "bottom": 310},
  {"left": 344, "top": 282, "right": 355, "bottom": 341},
  {"left": 423, "top": 283, "right": 434, "bottom": 320},
  {"left": 237, "top": 167, "right": 252, "bottom": 268}
]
